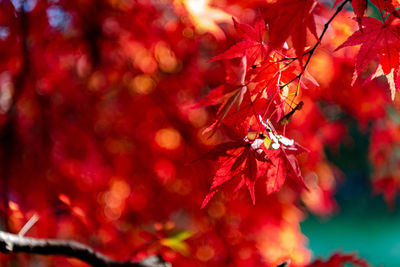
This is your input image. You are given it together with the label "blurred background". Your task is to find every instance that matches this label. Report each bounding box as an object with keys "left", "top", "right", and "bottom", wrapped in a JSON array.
[
  {"left": 302, "top": 115, "right": 400, "bottom": 267},
  {"left": 0, "top": 0, "right": 400, "bottom": 266}
]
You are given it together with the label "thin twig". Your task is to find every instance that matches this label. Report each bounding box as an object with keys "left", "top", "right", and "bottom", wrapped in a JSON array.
[
  {"left": 280, "top": 0, "right": 350, "bottom": 90},
  {"left": 303, "top": 0, "right": 350, "bottom": 70},
  {"left": 0, "top": 231, "right": 170, "bottom": 267}
]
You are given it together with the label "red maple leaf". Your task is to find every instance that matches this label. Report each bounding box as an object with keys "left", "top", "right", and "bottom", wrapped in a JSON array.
[
  {"left": 201, "top": 51, "right": 314, "bottom": 135},
  {"left": 201, "top": 129, "right": 271, "bottom": 207},
  {"left": 262, "top": 120, "right": 309, "bottom": 194},
  {"left": 370, "top": 0, "right": 400, "bottom": 15},
  {"left": 334, "top": 0, "right": 400, "bottom": 28},
  {"left": 351, "top": 0, "right": 367, "bottom": 20},
  {"left": 336, "top": 15, "right": 400, "bottom": 99},
  {"left": 210, "top": 12, "right": 268, "bottom": 66},
  {"left": 265, "top": 0, "right": 318, "bottom": 63},
  {"left": 201, "top": 123, "right": 308, "bottom": 208},
  {"left": 201, "top": 57, "right": 250, "bottom": 135},
  {"left": 351, "top": 0, "right": 367, "bottom": 29}
]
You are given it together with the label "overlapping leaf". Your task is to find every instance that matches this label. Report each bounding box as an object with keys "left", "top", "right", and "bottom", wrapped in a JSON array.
[
  {"left": 336, "top": 16, "right": 400, "bottom": 99},
  {"left": 201, "top": 124, "right": 308, "bottom": 207},
  {"left": 334, "top": 0, "right": 400, "bottom": 29},
  {"left": 265, "top": 0, "right": 318, "bottom": 63},
  {"left": 371, "top": 0, "right": 400, "bottom": 15},
  {"left": 210, "top": 13, "right": 268, "bottom": 66},
  {"left": 201, "top": 130, "right": 270, "bottom": 207}
]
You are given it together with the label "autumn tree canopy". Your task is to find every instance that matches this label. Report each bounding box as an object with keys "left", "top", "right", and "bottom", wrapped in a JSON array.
[{"left": 0, "top": 0, "right": 399, "bottom": 266}]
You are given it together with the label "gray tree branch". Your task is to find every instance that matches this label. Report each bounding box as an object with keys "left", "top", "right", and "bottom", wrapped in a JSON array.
[{"left": 0, "top": 231, "right": 170, "bottom": 267}]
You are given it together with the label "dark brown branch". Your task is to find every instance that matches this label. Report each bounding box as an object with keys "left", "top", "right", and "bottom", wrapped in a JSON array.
[{"left": 0, "top": 231, "right": 170, "bottom": 267}]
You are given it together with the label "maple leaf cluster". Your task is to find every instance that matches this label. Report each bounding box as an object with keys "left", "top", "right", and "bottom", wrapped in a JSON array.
[
  {"left": 335, "top": 0, "right": 400, "bottom": 100},
  {"left": 198, "top": 14, "right": 318, "bottom": 207},
  {"left": 200, "top": 0, "right": 400, "bottom": 208}
]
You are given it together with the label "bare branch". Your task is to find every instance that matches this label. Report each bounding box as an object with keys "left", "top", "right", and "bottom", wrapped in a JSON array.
[{"left": 0, "top": 231, "right": 170, "bottom": 267}]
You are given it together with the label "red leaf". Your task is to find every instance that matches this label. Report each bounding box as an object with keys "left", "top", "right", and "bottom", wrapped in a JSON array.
[
  {"left": 202, "top": 123, "right": 308, "bottom": 206},
  {"left": 266, "top": 0, "right": 318, "bottom": 63},
  {"left": 352, "top": 0, "right": 367, "bottom": 29},
  {"left": 336, "top": 16, "right": 400, "bottom": 99},
  {"left": 371, "top": 0, "right": 400, "bottom": 14},
  {"left": 210, "top": 15, "right": 268, "bottom": 66},
  {"left": 201, "top": 129, "right": 271, "bottom": 206},
  {"left": 265, "top": 150, "right": 286, "bottom": 194}
]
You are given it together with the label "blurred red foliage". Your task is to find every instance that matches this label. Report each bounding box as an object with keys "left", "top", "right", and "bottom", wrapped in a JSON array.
[{"left": 1, "top": 0, "right": 400, "bottom": 266}]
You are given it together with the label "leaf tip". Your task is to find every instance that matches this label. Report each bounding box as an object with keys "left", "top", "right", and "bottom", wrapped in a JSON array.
[{"left": 201, "top": 191, "right": 217, "bottom": 209}]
